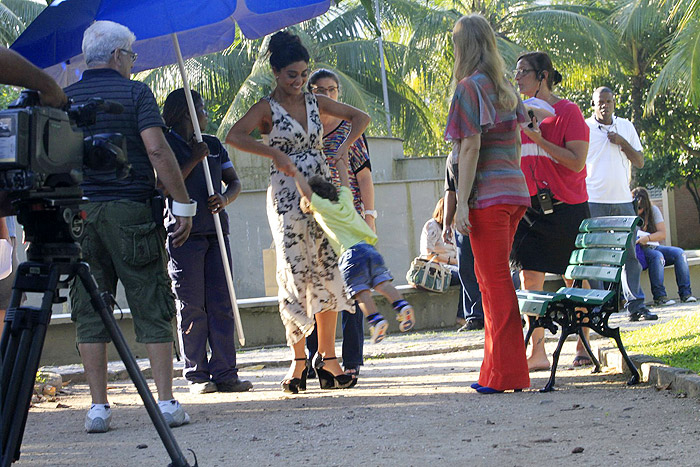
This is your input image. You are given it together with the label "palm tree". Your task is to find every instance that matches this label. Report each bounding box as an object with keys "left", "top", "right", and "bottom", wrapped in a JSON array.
[
  {"left": 645, "top": 0, "right": 700, "bottom": 108},
  {"left": 604, "top": 0, "right": 678, "bottom": 123},
  {"left": 0, "top": 0, "right": 46, "bottom": 47},
  {"left": 139, "top": 2, "right": 449, "bottom": 156},
  {"left": 1, "top": 0, "right": 47, "bottom": 107}
]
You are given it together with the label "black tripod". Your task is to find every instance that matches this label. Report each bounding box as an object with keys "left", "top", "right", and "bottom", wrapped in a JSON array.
[{"left": 0, "top": 193, "right": 194, "bottom": 466}]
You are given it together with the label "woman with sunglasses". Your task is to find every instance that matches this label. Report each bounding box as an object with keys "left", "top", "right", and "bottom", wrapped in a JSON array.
[
  {"left": 304, "top": 68, "right": 377, "bottom": 380},
  {"left": 511, "top": 51, "right": 591, "bottom": 371},
  {"left": 633, "top": 187, "right": 696, "bottom": 305}
]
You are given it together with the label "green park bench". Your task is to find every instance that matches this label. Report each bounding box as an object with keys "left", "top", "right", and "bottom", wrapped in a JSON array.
[{"left": 516, "top": 216, "right": 642, "bottom": 392}]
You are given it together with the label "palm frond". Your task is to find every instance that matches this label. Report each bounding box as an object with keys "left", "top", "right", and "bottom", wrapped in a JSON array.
[{"left": 646, "top": 19, "right": 700, "bottom": 110}]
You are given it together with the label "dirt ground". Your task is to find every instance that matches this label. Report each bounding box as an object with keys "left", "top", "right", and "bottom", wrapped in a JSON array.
[{"left": 14, "top": 336, "right": 700, "bottom": 467}]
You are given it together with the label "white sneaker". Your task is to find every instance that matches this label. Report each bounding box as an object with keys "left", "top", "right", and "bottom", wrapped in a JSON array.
[
  {"left": 368, "top": 318, "right": 389, "bottom": 344},
  {"left": 158, "top": 399, "right": 190, "bottom": 427},
  {"left": 395, "top": 305, "right": 416, "bottom": 332},
  {"left": 85, "top": 404, "right": 112, "bottom": 433},
  {"left": 682, "top": 295, "right": 697, "bottom": 303}
]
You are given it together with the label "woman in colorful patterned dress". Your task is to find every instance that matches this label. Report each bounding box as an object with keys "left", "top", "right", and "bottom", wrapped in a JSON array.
[
  {"left": 446, "top": 14, "right": 531, "bottom": 393},
  {"left": 226, "top": 31, "right": 370, "bottom": 393},
  {"left": 304, "top": 68, "right": 376, "bottom": 379}
]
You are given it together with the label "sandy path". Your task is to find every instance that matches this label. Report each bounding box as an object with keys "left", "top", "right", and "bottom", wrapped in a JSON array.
[{"left": 15, "top": 337, "right": 700, "bottom": 466}]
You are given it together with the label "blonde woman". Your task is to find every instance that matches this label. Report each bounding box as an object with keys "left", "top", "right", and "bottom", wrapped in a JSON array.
[{"left": 445, "top": 14, "right": 531, "bottom": 393}]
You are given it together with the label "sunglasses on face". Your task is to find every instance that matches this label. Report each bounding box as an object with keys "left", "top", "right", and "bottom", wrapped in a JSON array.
[{"left": 310, "top": 86, "right": 338, "bottom": 94}]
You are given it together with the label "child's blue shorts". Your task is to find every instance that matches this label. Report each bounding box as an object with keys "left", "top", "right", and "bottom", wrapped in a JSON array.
[{"left": 339, "top": 242, "right": 393, "bottom": 299}]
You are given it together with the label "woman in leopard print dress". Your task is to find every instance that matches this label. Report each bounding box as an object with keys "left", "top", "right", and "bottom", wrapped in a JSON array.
[{"left": 226, "top": 31, "right": 370, "bottom": 392}]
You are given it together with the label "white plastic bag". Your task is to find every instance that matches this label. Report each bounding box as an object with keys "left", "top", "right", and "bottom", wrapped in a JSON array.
[{"left": 0, "top": 239, "right": 13, "bottom": 280}]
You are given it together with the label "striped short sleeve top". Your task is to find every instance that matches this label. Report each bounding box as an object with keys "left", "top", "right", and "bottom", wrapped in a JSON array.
[{"left": 444, "top": 71, "right": 530, "bottom": 209}]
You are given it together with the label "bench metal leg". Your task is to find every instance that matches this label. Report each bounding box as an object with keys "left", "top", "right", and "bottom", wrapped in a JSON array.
[
  {"left": 576, "top": 327, "right": 601, "bottom": 373},
  {"left": 541, "top": 331, "right": 568, "bottom": 392},
  {"left": 586, "top": 308, "right": 640, "bottom": 386}
]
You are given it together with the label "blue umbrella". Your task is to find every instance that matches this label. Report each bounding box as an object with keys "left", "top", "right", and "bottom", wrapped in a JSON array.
[
  {"left": 11, "top": 0, "right": 330, "bottom": 85},
  {"left": 11, "top": 0, "right": 332, "bottom": 346}
]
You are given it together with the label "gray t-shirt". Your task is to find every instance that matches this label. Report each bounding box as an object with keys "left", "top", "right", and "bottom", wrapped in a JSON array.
[{"left": 651, "top": 205, "right": 664, "bottom": 225}]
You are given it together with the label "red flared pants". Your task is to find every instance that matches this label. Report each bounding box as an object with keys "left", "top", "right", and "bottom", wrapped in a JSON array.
[{"left": 470, "top": 204, "right": 530, "bottom": 391}]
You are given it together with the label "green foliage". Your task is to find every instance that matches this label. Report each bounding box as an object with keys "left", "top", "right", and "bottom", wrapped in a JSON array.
[
  {"left": 0, "top": 0, "right": 47, "bottom": 47},
  {"left": 0, "top": 85, "right": 20, "bottom": 109},
  {"left": 623, "top": 311, "right": 700, "bottom": 374}
]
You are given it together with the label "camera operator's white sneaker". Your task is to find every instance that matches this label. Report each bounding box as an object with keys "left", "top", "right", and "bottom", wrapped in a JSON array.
[
  {"left": 85, "top": 404, "right": 112, "bottom": 433},
  {"left": 158, "top": 399, "right": 190, "bottom": 427}
]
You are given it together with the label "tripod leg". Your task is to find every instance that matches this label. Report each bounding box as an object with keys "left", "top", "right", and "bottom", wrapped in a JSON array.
[
  {"left": 1, "top": 264, "right": 58, "bottom": 467},
  {"left": 76, "top": 263, "right": 190, "bottom": 467}
]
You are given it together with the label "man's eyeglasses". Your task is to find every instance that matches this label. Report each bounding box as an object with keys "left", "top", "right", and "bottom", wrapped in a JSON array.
[
  {"left": 112, "top": 48, "right": 138, "bottom": 63},
  {"left": 311, "top": 86, "right": 338, "bottom": 94},
  {"left": 512, "top": 69, "right": 534, "bottom": 78}
]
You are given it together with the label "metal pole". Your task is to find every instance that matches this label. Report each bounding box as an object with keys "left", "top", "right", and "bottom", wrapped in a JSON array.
[
  {"left": 374, "top": 0, "right": 392, "bottom": 137},
  {"left": 171, "top": 34, "right": 246, "bottom": 346}
]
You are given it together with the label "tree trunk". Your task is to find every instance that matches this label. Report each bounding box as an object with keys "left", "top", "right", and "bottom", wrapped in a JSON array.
[
  {"left": 630, "top": 74, "right": 646, "bottom": 124},
  {"left": 686, "top": 178, "right": 700, "bottom": 225}
]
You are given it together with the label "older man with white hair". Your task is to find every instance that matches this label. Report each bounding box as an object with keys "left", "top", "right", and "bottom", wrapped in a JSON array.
[{"left": 65, "top": 21, "right": 195, "bottom": 433}]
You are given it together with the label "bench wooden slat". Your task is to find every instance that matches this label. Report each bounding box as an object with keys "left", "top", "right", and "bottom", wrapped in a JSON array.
[
  {"left": 569, "top": 248, "right": 626, "bottom": 266},
  {"left": 575, "top": 232, "right": 632, "bottom": 249},
  {"left": 518, "top": 298, "right": 550, "bottom": 316},
  {"left": 556, "top": 287, "right": 615, "bottom": 305},
  {"left": 564, "top": 264, "right": 622, "bottom": 282},
  {"left": 579, "top": 216, "right": 641, "bottom": 232},
  {"left": 516, "top": 290, "right": 566, "bottom": 316},
  {"left": 516, "top": 290, "right": 565, "bottom": 301}
]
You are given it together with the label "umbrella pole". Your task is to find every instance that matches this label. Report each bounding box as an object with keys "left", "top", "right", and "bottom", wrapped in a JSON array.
[{"left": 171, "top": 34, "right": 246, "bottom": 347}]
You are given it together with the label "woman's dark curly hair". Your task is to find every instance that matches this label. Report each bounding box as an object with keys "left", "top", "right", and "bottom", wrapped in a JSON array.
[{"left": 268, "top": 30, "right": 310, "bottom": 71}]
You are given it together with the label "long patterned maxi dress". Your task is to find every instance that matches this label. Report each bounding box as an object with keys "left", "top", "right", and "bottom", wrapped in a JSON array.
[{"left": 263, "top": 92, "right": 353, "bottom": 345}]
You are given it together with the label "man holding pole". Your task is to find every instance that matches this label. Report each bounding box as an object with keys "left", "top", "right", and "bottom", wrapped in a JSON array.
[{"left": 66, "top": 21, "right": 194, "bottom": 433}]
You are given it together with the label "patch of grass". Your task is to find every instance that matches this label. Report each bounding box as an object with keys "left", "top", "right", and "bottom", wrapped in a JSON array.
[{"left": 622, "top": 311, "right": 700, "bottom": 374}]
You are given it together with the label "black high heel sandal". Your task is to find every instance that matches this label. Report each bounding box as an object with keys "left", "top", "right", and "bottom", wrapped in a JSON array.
[
  {"left": 282, "top": 357, "right": 308, "bottom": 394},
  {"left": 313, "top": 354, "right": 355, "bottom": 390}
]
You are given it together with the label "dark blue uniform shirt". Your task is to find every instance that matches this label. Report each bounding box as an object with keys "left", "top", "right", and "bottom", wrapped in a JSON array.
[{"left": 165, "top": 131, "right": 233, "bottom": 236}]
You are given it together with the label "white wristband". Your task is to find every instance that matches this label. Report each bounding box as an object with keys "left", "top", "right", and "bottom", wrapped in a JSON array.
[
  {"left": 171, "top": 199, "right": 197, "bottom": 217},
  {"left": 364, "top": 209, "right": 377, "bottom": 218}
]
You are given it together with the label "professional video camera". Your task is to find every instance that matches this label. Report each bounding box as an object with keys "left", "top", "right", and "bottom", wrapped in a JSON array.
[
  {"left": 0, "top": 91, "right": 194, "bottom": 466},
  {"left": 0, "top": 90, "right": 130, "bottom": 250},
  {"left": 0, "top": 89, "right": 129, "bottom": 194}
]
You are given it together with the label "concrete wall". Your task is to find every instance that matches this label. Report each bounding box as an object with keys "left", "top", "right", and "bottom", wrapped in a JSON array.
[
  {"left": 40, "top": 255, "right": 700, "bottom": 366},
  {"left": 40, "top": 285, "right": 460, "bottom": 366},
  {"left": 226, "top": 135, "right": 407, "bottom": 190},
  {"left": 27, "top": 132, "right": 700, "bottom": 365},
  {"left": 665, "top": 187, "right": 700, "bottom": 249}
]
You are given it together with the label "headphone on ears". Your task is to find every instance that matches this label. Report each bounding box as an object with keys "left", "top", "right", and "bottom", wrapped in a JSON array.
[{"left": 536, "top": 70, "right": 545, "bottom": 81}]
